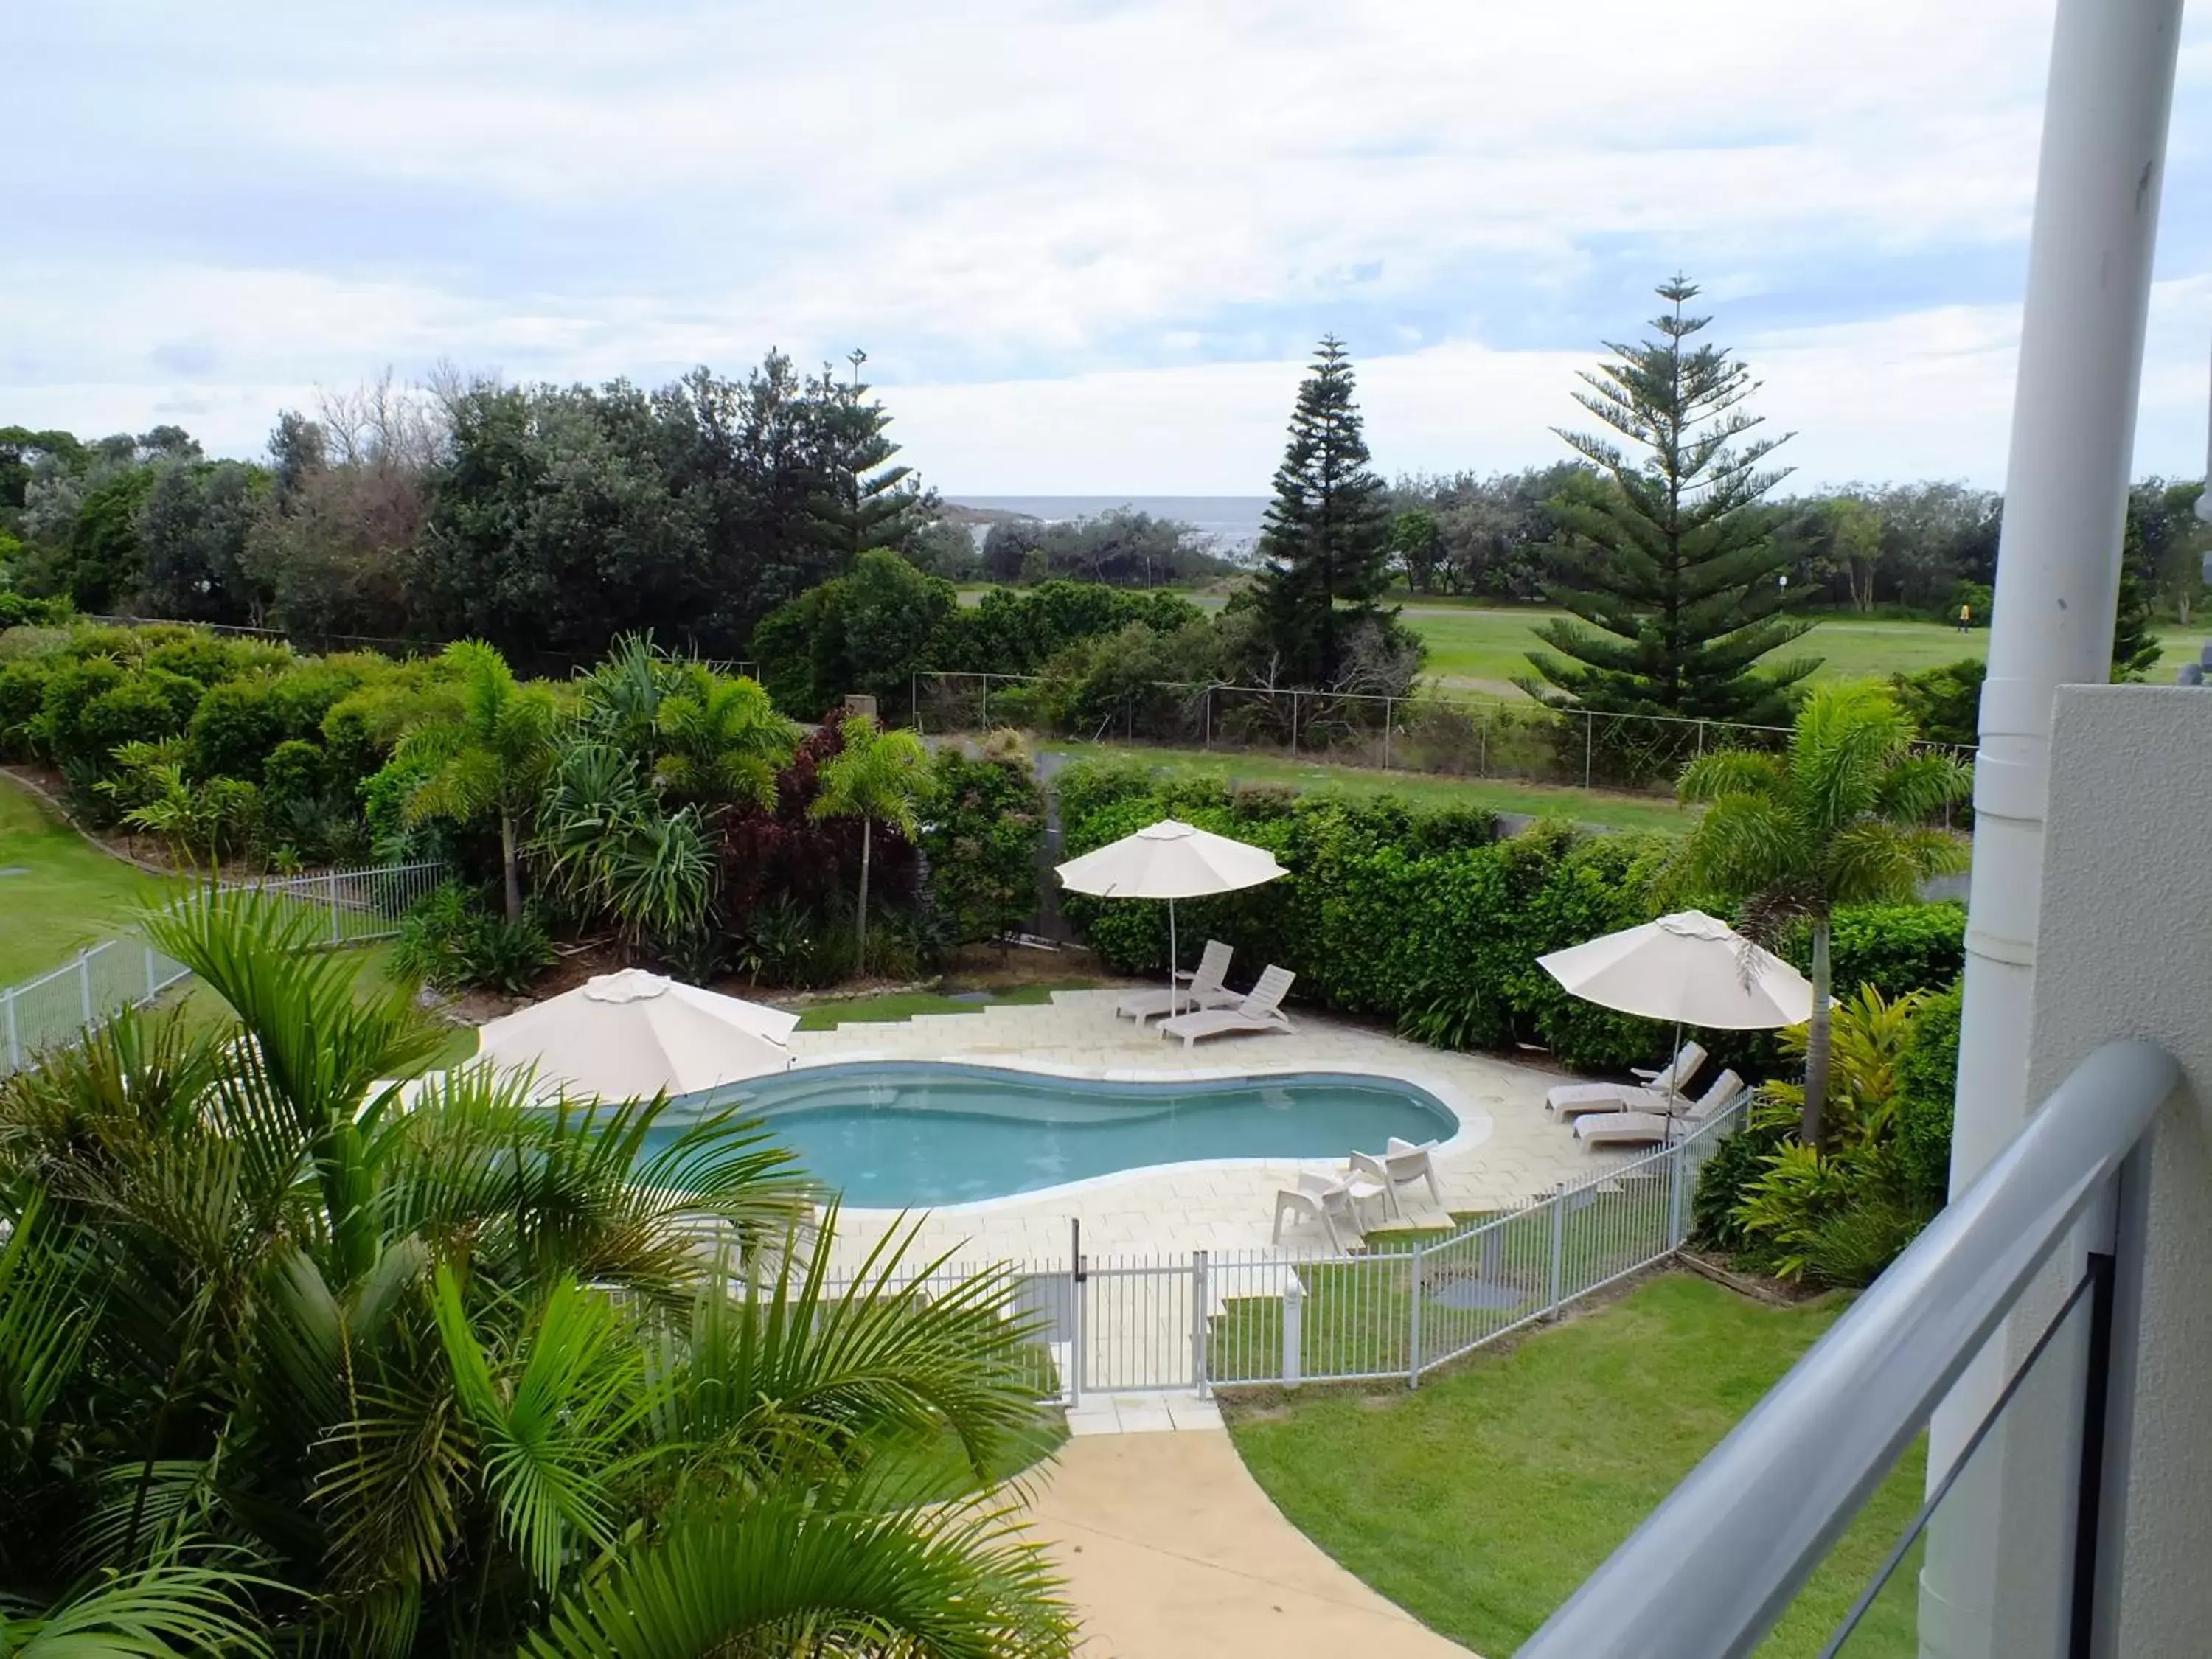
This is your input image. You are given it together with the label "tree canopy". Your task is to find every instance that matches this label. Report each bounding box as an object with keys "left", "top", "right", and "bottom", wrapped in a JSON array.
[{"left": 1523, "top": 277, "right": 1818, "bottom": 724}]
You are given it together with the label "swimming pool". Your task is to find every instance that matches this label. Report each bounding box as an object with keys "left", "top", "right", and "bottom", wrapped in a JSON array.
[{"left": 658, "top": 1062, "right": 1458, "bottom": 1207}]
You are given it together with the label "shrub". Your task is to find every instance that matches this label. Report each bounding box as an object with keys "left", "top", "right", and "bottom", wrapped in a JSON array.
[
  {"left": 33, "top": 655, "right": 127, "bottom": 770},
  {"left": 187, "top": 677, "right": 285, "bottom": 780},
  {"left": 924, "top": 742, "right": 1046, "bottom": 947},
  {"left": 1801, "top": 902, "right": 1966, "bottom": 1000},
  {"left": 0, "top": 658, "right": 55, "bottom": 759},
  {"left": 392, "top": 883, "right": 554, "bottom": 993},
  {"left": 1893, "top": 977, "right": 1963, "bottom": 1211}
]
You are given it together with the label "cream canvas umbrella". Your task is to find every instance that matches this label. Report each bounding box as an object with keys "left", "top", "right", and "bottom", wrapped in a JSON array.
[
  {"left": 1537, "top": 910, "right": 1815, "bottom": 1117},
  {"left": 473, "top": 967, "right": 799, "bottom": 1102},
  {"left": 1055, "top": 818, "right": 1287, "bottom": 1015}
]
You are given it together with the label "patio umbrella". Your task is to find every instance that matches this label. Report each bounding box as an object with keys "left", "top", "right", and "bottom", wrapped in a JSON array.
[
  {"left": 1536, "top": 910, "right": 1815, "bottom": 1115},
  {"left": 473, "top": 967, "right": 799, "bottom": 1103},
  {"left": 1054, "top": 818, "right": 1287, "bottom": 1015}
]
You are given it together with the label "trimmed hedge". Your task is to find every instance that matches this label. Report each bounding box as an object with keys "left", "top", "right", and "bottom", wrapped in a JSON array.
[{"left": 1893, "top": 977, "right": 1963, "bottom": 1209}]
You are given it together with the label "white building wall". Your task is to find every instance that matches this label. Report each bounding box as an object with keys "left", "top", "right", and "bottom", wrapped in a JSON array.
[{"left": 2031, "top": 684, "right": 2212, "bottom": 1655}]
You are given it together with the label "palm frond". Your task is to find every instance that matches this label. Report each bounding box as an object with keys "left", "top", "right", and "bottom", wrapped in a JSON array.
[
  {"left": 521, "top": 1484, "right": 1074, "bottom": 1659},
  {"left": 1675, "top": 747, "right": 1790, "bottom": 806},
  {"left": 0, "top": 1556, "right": 273, "bottom": 1658}
]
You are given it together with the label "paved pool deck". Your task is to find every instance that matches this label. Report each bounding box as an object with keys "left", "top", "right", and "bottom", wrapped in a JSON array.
[{"left": 784, "top": 987, "right": 1635, "bottom": 1274}]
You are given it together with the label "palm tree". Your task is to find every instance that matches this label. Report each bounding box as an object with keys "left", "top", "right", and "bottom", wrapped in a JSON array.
[
  {"left": 1674, "top": 682, "right": 1969, "bottom": 1146},
  {"left": 0, "top": 889, "right": 1073, "bottom": 1656},
  {"left": 810, "top": 714, "right": 935, "bottom": 972},
  {"left": 653, "top": 664, "right": 793, "bottom": 815},
  {"left": 397, "top": 640, "right": 571, "bottom": 919}
]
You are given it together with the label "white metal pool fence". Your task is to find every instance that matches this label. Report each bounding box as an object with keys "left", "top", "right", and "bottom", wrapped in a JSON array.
[
  {"left": 815, "top": 1094, "right": 1748, "bottom": 1403},
  {"left": 1, "top": 859, "right": 446, "bottom": 1075}
]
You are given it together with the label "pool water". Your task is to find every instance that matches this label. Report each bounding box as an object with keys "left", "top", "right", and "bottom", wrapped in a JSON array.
[{"left": 657, "top": 1062, "right": 1458, "bottom": 1207}]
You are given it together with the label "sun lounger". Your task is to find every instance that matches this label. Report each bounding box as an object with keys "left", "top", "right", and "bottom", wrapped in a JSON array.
[
  {"left": 1272, "top": 1171, "right": 1379, "bottom": 1251},
  {"left": 1116, "top": 939, "right": 1241, "bottom": 1022},
  {"left": 1158, "top": 964, "right": 1295, "bottom": 1049},
  {"left": 1545, "top": 1041, "right": 1707, "bottom": 1119},
  {"left": 1350, "top": 1136, "right": 1443, "bottom": 1218},
  {"left": 1575, "top": 1070, "right": 1745, "bottom": 1149}
]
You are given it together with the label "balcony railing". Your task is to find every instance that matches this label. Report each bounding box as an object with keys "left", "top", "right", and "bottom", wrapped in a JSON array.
[{"left": 1517, "top": 1038, "right": 2180, "bottom": 1659}]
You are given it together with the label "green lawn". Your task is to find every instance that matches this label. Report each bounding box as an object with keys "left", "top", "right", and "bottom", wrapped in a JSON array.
[
  {"left": 793, "top": 980, "right": 1105, "bottom": 1031},
  {"left": 0, "top": 775, "right": 181, "bottom": 982},
  {"left": 1228, "top": 1275, "right": 1924, "bottom": 1658},
  {"left": 1043, "top": 740, "right": 1695, "bottom": 833},
  {"left": 1405, "top": 604, "right": 2195, "bottom": 695}
]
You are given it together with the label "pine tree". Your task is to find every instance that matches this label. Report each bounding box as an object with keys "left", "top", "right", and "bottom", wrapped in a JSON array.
[
  {"left": 1521, "top": 277, "right": 1819, "bottom": 723},
  {"left": 1252, "top": 336, "right": 1395, "bottom": 686},
  {"left": 2111, "top": 504, "right": 2163, "bottom": 681},
  {"left": 809, "top": 350, "right": 935, "bottom": 567}
]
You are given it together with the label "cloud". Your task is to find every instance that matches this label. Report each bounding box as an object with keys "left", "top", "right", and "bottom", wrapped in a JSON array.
[{"left": 7, "top": 0, "right": 2211, "bottom": 488}]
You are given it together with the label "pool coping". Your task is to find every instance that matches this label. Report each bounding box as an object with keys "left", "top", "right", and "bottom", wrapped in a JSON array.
[{"left": 733, "top": 1051, "right": 1498, "bottom": 1218}]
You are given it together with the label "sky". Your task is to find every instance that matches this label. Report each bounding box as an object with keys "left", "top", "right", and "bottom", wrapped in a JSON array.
[{"left": 8, "top": 0, "right": 2212, "bottom": 495}]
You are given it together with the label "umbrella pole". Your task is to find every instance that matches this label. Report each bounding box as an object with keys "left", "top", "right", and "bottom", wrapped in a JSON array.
[
  {"left": 1168, "top": 898, "right": 1180, "bottom": 1016},
  {"left": 1666, "top": 1019, "right": 1682, "bottom": 1143}
]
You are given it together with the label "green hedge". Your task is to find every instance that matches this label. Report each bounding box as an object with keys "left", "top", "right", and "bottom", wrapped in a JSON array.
[
  {"left": 1893, "top": 978, "right": 1963, "bottom": 1209},
  {"left": 1058, "top": 768, "right": 1971, "bottom": 1076}
]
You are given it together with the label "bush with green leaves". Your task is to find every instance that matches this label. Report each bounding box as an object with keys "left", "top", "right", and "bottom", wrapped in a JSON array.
[
  {"left": 393, "top": 880, "right": 556, "bottom": 993},
  {"left": 1893, "top": 976, "right": 1962, "bottom": 1210},
  {"left": 923, "top": 737, "right": 1046, "bottom": 947}
]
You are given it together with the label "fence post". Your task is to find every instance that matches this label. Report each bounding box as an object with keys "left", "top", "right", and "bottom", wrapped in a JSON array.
[
  {"left": 4, "top": 988, "right": 18, "bottom": 1073},
  {"left": 1203, "top": 685, "right": 1213, "bottom": 750},
  {"left": 1068, "top": 1218, "right": 1083, "bottom": 1409},
  {"left": 981, "top": 677, "right": 990, "bottom": 730},
  {"left": 1382, "top": 697, "right": 1394, "bottom": 771},
  {"left": 1408, "top": 1240, "right": 1425, "bottom": 1387},
  {"left": 1667, "top": 1136, "right": 1689, "bottom": 1248},
  {"left": 1281, "top": 1274, "right": 1304, "bottom": 1387},
  {"left": 1191, "top": 1249, "right": 1209, "bottom": 1397},
  {"left": 1547, "top": 1189, "right": 1566, "bottom": 1315},
  {"left": 143, "top": 943, "right": 159, "bottom": 1004},
  {"left": 1289, "top": 689, "right": 1299, "bottom": 758},
  {"left": 1479, "top": 709, "right": 1489, "bottom": 776},
  {"left": 1583, "top": 711, "right": 1594, "bottom": 789},
  {"left": 1695, "top": 719, "right": 1707, "bottom": 759},
  {"left": 77, "top": 953, "right": 94, "bottom": 1026},
  {"left": 327, "top": 871, "right": 342, "bottom": 946}
]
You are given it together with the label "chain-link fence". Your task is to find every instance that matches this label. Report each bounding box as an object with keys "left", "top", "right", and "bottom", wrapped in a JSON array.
[
  {"left": 0, "top": 859, "right": 447, "bottom": 1076},
  {"left": 914, "top": 670, "right": 1973, "bottom": 808}
]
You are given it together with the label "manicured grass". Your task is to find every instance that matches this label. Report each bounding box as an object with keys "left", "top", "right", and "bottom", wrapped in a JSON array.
[
  {"left": 1404, "top": 605, "right": 2195, "bottom": 695},
  {"left": 1228, "top": 1274, "right": 1924, "bottom": 1658},
  {"left": 0, "top": 775, "right": 181, "bottom": 982},
  {"left": 793, "top": 980, "right": 1105, "bottom": 1031},
  {"left": 1043, "top": 740, "right": 1694, "bottom": 834}
]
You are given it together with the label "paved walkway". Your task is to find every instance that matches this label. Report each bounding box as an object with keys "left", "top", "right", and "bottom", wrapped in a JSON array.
[
  {"left": 1020, "top": 1427, "right": 1475, "bottom": 1658},
  {"left": 786, "top": 987, "right": 1632, "bottom": 1275}
]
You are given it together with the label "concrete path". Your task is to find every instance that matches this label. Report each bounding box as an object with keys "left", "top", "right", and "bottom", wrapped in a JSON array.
[{"left": 1021, "top": 1428, "right": 1475, "bottom": 1659}]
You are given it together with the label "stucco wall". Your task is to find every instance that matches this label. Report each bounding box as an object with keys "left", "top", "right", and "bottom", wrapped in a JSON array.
[{"left": 2033, "top": 684, "right": 2212, "bottom": 1655}]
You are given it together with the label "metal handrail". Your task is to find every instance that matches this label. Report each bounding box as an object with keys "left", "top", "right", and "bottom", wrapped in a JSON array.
[{"left": 1517, "top": 1038, "right": 2180, "bottom": 1659}]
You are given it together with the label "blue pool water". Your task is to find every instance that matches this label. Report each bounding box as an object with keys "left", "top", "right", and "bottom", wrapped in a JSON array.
[{"left": 655, "top": 1062, "right": 1458, "bottom": 1207}]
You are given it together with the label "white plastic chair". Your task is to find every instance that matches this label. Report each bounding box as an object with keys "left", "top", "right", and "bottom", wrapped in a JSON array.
[
  {"left": 1575, "top": 1070, "right": 1746, "bottom": 1149},
  {"left": 1272, "top": 1171, "right": 1373, "bottom": 1251},
  {"left": 1350, "top": 1137, "right": 1444, "bottom": 1218},
  {"left": 1159, "top": 964, "right": 1296, "bottom": 1049},
  {"left": 1545, "top": 1042, "right": 1708, "bottom": 1119},
  {"left": 1116, "top": 939, "right": 1239, "bottom": 1022}
]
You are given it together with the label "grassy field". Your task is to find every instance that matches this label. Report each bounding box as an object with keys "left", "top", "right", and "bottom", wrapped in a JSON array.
[
  {"left": 0, "top": 775, "right": 181, "bottom": 981},
  {"left": 1405, "top": 605, "right": 2192, "bottom": 695},
  {"left": 1228, "top": 1274, "right": 1924, "bottom": 1658},
  {"left": 1042, "top": 740, "right": 1695, "bottom": 833}
]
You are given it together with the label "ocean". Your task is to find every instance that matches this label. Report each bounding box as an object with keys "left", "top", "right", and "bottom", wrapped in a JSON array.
[{"left": 945, "top": 495, "right": 1270, "bottom": 557}]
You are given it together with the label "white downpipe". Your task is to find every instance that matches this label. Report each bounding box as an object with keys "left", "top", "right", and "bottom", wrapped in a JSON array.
[{"left": 1930, "top": 0, "right": 2185, "bottom": 1652}]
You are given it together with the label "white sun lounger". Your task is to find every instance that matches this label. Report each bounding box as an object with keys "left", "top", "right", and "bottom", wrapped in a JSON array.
[
  {"left": 1350, "top": 1137, "right": 1443, "bottom": 1218},
  {"left": 1575, "top": 1070, "right": 1745, "bottom": 1149},
  {"left": 1272, "top": 1170, "right": 1380, "bottom": 1251},
  {"left": 1545, "top": 1042, "right": 1707, "bottom": 1121},
  {"left": 1116, "top": 939, "right": 1241, "bottom": 1022},
  {"left": 1158, "top": 965, "right": 1296, "bottom": 1049}
]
